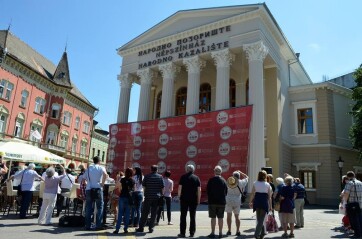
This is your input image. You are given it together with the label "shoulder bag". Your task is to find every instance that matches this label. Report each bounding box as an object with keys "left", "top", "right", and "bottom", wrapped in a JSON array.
[
  {"left": 346, "top": 180, "right": 361, "bottom": 217},
  {"left": 236, "top": 184, "right": 247, "bottom": 204},
  {"left": 17, "top": 170, "right": 26, "bottom": 196}
]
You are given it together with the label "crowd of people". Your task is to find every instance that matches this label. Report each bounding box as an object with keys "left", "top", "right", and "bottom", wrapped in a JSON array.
[{"left": 0, "top": 154, "right": 312, "bottom": 239}]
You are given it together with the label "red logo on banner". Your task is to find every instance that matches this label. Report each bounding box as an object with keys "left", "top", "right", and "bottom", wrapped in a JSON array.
[{"left": 107, "top": 106, "right": 252, "bottom": 200}]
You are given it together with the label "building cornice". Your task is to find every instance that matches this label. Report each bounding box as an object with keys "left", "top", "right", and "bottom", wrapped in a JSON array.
[{"left": 288, "top": 81, "right": 352, "bottom": 97}]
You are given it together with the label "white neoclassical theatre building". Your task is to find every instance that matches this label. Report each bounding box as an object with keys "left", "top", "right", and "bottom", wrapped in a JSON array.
[{"left": 114, "top": 3, "right": 357, "bottom": 205}]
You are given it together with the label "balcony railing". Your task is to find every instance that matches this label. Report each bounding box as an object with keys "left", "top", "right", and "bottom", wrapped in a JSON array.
[{"left": 40, "top": 143, "right": 66, "bottom": 154}]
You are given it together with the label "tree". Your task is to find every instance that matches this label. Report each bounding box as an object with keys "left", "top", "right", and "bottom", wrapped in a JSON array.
[{"left": 350, "top": 64, "right": 362, "bottom": 160}]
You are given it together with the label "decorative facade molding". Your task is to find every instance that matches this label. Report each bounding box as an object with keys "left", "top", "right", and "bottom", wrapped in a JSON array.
[
  {"left": 159, "top": 62, "right": 180, "bottom": 79},
  {"left": 183, "top": 56, "right": 206, "bottom": 74},
  {"left": 211, "top": 49, "right": 235, "bottom": 68},
  {"left": 243, "top": 40, "right": 269, "bottom": 62},
  {"left": 137, "top": 68, "right": 154, "bottom": 85},
  {"left": 117, "top": 73, "right": 134, "bottom": 89},
  {"left": 293, "top": 162, "right": 322, "bottom": 171}
]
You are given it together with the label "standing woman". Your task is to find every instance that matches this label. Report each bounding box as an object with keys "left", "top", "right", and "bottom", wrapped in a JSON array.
[
  {"left": 113, "top": 168, "right": 135, "bottom": 234},
  {"left": 7, "top": 163, "right": 43, "bottom": 219},
  {"left": 156, "top": 170, "right": 174, "bottom": 225},
  {"left": 38, "top": 165, "right": 66, "bottom": 224},
  {"left": 279, "top": 176, "right": 297, "bottom": 238},
  {"left": 131, "top": 167, "right": 143, "bottom": 228},
  {"left": 249, "top": 170, "right": 272, "bottom": 239}
]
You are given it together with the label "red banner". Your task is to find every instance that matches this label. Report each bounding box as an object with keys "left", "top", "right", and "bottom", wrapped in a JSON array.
[{"left": 107, "top": 106, "right": 252, "bottom": 198}]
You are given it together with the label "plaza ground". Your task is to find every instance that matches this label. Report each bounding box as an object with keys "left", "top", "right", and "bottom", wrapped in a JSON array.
[{"left": 0, "top": 203, "right": 350, "bottom": 239}]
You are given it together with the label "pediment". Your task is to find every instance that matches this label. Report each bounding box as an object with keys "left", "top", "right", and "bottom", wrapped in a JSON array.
[{"left": 118, "top": 4, "right": 261, "bottom": 53}]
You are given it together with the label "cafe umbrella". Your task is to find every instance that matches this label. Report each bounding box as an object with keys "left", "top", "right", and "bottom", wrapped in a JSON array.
[{"left": 0, "top": 139, "right": 65, "bottom": 177}]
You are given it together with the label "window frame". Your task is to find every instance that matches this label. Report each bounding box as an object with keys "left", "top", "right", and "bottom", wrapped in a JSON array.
[
  {"left": 34, "top": 97, "right": 46, "bottom": 114},
  {"left": 51, "top": 104, "right": 60, "bottom": 119},
  {"left": 0, "top": 113, "right": 7, "bottom": 134},
  {"left": 229, "top": 79, "right": 236, "bottom": 108},
  {"left": 20, "top": 90, "right": 29, "bottom": 108},
  {"left": 0, "top": 79, "right": 14, "bottom": 101},
  {"left": 83, "top": 121, "right": 90, "bottom": 134},
  {"left": 75, "top": 116, "right": 80, "bottom": 130},
  {"left": 175, "top": 87, "right": 187, "bottom": 116},
  {"left": 199, "top": 83, "right": 211, "bottom": 113},
  {"left": 300, "top": 170, "right": 316, "bottom": 189},
  {"left": 63, "top": 111, "right": 72, "bottom": 126},
  {"left": 292, "top": 100, "right": 317, "bottom": 137},
  {"left": 80, "top": 141, "right": 87, "bottom": 157}
]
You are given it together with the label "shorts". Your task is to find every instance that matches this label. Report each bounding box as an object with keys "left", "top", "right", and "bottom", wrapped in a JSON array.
[
  {"left": 208, "top": 204, "right": 225, "bottom": 218},
  {"left": 280, "top": 212, "right": 296, "bottom": 224},
  {"left": 225, "top": 202, "right": 241, "bottom": 214}
]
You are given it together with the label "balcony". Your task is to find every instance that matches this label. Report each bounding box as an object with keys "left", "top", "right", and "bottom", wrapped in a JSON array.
[{"left": 40, "top": 143, "right": 66, "bottom": 154}]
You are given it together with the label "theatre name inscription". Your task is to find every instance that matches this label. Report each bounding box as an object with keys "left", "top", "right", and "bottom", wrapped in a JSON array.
[{"left": 138, "top": 25, "right": 231, "bottom": 69}]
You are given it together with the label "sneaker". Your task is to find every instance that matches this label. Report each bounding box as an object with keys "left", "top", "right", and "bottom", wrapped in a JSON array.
[
  {"left": 219, "top": 233, "right": 224, "bottom": 238},
  {"left": 236, "top": 231, "right": 241, "bottom": 236},
  {"left": 113, "top": 230, "right": 119, "bottom": 234},
  {"left": 177, "top": 234, "right": 186, "bottom": 238},
  {"left": 208, "top": 233, "right": 216, "bottom": 238},
  {"left": 190, "top": 233, "right": 195, "bottom": 237},
  {"left": 289, "top": 233, "right": 295, "bottom": 238},
  {"left": 149, "top": 228, "right": 154, "bottom": 233},
  {"left": 226, "top": 231, "right": 231, "bottom": 236},
  {"left": 124, "top": 229, "right": 128, "bottom": 233},
  {"left": 168, "top": 222, "right": 173, "bottom": 225}
]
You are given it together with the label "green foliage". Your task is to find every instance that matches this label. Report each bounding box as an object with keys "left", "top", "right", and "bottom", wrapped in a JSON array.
[{"left": 350, "top": 64, "right": 362, "bottom": 160}]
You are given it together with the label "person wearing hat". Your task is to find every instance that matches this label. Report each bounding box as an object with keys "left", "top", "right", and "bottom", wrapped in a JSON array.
[
  {"left": 225, "top": 170, "right": 249, "bottom": 236},
  {"left": 206, "top": 165, "right": 228, "bottom": 238}
]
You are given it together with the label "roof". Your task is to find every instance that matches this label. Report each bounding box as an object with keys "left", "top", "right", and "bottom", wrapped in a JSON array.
[{"left": 0, "top": 30, "right": 97, "bottom": 109}]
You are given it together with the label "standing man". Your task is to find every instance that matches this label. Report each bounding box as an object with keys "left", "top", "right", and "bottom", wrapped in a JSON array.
[
  {"left": 177, "top": 164, "right": 201, "bottom": 238},
  {"left": 206, "top": 165, "right": 228, "bottom": 238},
  {"left": 83, "top": 156, "right": 107, "bottom": 230},
  {"left": 293, "top": 178, "right": 305, "bottom": 228},
  {"left": 136, "top": 165, "right": 164, "bottom": 233},
  {"left": 343, "top": 171, "right": 362, "bottom": 238}
]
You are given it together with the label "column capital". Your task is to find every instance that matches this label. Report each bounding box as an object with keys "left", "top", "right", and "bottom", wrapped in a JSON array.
[
  {"left": 137, "top": 68, "right": 155, "bottom": 85},
  {"left": 117, "top": 73, "right": 134, "bottom": 89},
  {"left": 243, "top": 41, "right": 269, "bottom": 62},
  {"left": 159, "top": 62, "right": 180, "bottom": 79},
  {"left": 183, "top": 56, "right": 206, "bottom": 74},
  {"left": 211, "top": 49, "right": 235, "bottom": 68}
]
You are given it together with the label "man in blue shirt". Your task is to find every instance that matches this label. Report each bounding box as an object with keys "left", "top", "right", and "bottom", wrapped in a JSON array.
[
  {"left": 293, "top": 178, "right": 306, "bottom": 228},
  {"left": 83, "top": 156, "right": 107, "bottom": 230}
]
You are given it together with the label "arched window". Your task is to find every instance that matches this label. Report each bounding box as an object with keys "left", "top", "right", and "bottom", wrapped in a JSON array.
[
  {"left": 175, "top": 87, "right": 187, "bottom": 116},
  {"left": 229, "top": 79, "right": 236, "bottom": 108},
  {"left": 155, "top": 91, "right": 162, "bottom": 119},
  {"left": 246, "top": 79, "right": 249, "bottom": 105},
  {"left": 199, "top": 83, "right": 211, "bottom": 112}
]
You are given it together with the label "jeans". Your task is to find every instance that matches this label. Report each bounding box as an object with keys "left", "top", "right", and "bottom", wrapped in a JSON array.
[
  {"left": 20, "top": 191, "right": 33, "bottom": 218},
  {"left": 157, "top": 196, "right": 172, "bottom": 223},
  {"left": 348, "top": 209, "right": 362, "bottom": 236},
  {"left": 115, "top": 196, "right": 131, "bottom": 230},
  {"left": 180, "top": 200, "right": 197, "bottom": 235},
  {"left": 85, "top": 189, "right": 104, "bottom": 229},
  {"left": 255, "top": 208, "right": 266, "bottom": 238},
  {"left": 139, "top": 198, "right": 158, "bottom": 230},
  {"left": 131, "top": 191, "right": 143, "bottom": 226},
  {"left": 294, "top": 198, "right": 305, "bottom": 227}
]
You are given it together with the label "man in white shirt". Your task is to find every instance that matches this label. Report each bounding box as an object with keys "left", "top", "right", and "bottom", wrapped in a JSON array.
[{"left": 83, "top": 156, "right": 107, "bottom": 230}]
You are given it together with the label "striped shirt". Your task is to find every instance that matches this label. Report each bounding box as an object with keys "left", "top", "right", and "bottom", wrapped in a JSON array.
[
  {"left": 142, "top": 172, "right": 164, "bottom": 200},
  {"left": 345, "top": 179, "right": 362, "bottom": 208}
]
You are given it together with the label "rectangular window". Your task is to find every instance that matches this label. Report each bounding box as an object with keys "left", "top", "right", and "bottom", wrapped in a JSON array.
[
  {"left": 92, "top": 148, "right": 95, "bottom": 158},
  {"left": 14, "top": 121, "right": 22, "bottom": 137},
  {"left": 60, "top": 135, "right": 68, "bottom": 149},
  {"left": 97, "top": 149, "right": 100, "bottom": 157},
  {"left": 80, "top": 142, "right": 87, "bottom": 157},
  {"left": 83, "top": 121, "right": 90, "bottom": 134},
  {"left": 63, "top": 112, "right": 71, "bottom": 125},
  {"left": 0, "top": 80, "right": 14, "bottom": 101},
  {"left": 71, "top": 138, "right": 77, "bottom": 153},
  {"left": 35, "top": 98, "right": 46, "bottom": 114},
  {"left": 20, "top": 91, "right": 29, "bottom": 107},
  {"left": 75, "top": 117, "right": 80, "bottom": 129},
  {"left": 51, "top": 104, "right": 60, "bottom": 118},
  {"left": 298, "top": 108, "right": 314, "bottom": 134},
  {"left": 102, "top": 151, "right": 105, "bottom": 162},
  {"left": 300, "top": 171, "right": 316, "bottom": 189},
  {"left": 0, "top": 114, "right": 6, "bottom": 133}
]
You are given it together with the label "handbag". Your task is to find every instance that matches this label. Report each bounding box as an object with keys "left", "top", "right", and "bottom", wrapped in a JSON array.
[
  {"left": 236, "top": 184, "right": 246, "bottom": 204},
  {"left": 346, "top": 180, "right": 361, "bottom": 217}
]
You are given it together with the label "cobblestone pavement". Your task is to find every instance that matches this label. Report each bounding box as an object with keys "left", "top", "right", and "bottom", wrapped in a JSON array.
[{"left": 0, "top": 204, "right": 350, "bottom": 239}]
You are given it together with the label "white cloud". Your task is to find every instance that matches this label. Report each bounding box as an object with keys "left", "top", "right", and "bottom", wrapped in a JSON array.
[{"left": 308, "top": 43, "right": 321, "bottom": 52}]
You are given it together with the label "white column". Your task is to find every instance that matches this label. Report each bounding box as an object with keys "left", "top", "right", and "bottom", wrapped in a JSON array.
[
  {"left": 243, "top": 40, "right": 269, "bottom": 182},
  {"left": 211, "top": 49, "right": 235, "bottom": 110},
  {"left": 137, "top": 68, "right": 154, "bottom": 121},
  {"left": 159, "top": 63, "right": 180, "bottom": 118},
  {"left": 117, "top": 73, "right": 133, "bottom": 123},
  {"left": 183, "top": 56, "right": 206, "bottom": 115}
]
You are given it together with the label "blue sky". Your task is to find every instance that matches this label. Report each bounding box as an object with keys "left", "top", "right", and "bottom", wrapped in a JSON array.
[{"left": 1, "top": 0, "right": 361, "bottom": 131}]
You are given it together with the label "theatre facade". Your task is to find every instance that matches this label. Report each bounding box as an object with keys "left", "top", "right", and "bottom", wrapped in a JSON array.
[{"left": 109, "top": 3, "right": 357, "bottom": 205}]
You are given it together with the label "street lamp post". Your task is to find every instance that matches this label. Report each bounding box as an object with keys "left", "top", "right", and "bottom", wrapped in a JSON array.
[{"left": 337, "top": 156, "right": 344, "bottom": 191}]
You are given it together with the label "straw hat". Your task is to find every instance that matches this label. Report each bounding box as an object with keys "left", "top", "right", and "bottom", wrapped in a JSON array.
[{"left": 227, "top": 176, "right": 238, "bottom": 189}]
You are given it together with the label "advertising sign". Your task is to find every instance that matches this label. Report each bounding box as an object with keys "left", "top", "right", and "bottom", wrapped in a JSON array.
[{"left": 107, "top": 106, "right": 252, "bottom": 200}]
